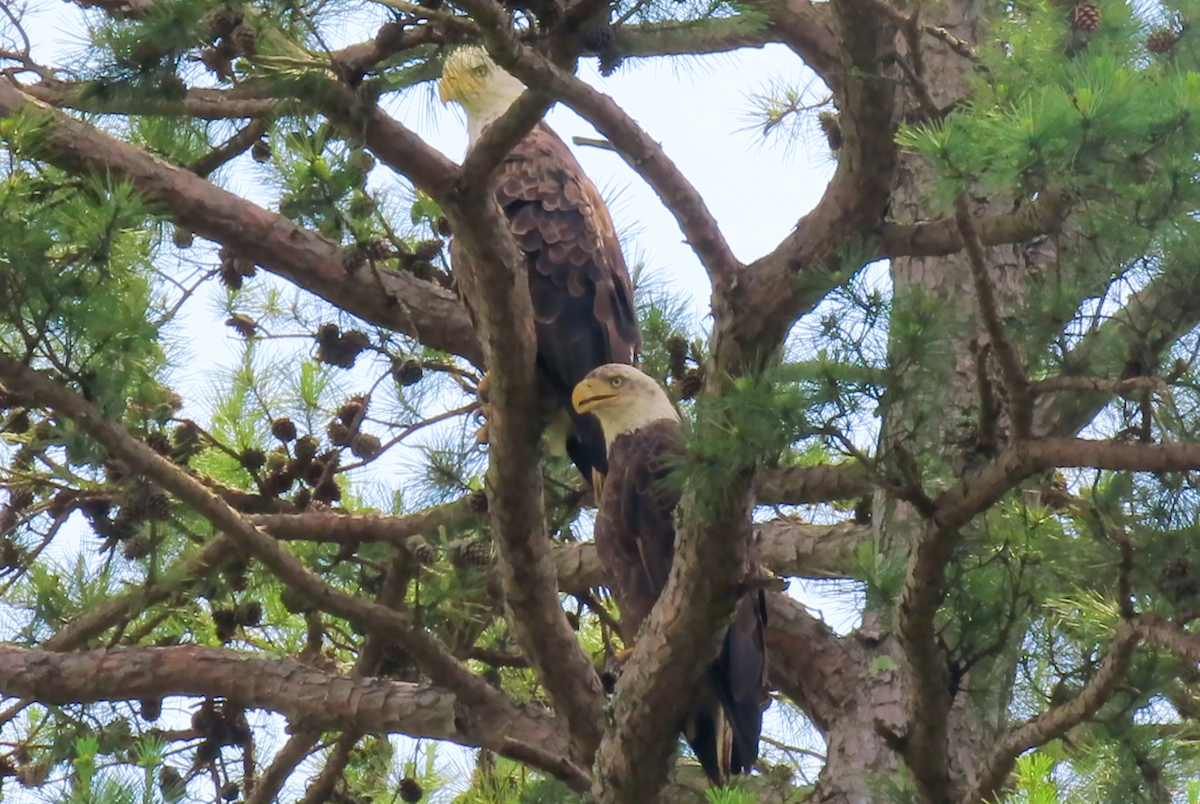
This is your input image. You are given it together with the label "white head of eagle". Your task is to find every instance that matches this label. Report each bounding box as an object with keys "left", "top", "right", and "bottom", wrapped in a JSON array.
[
  {"left": 572, "top": 364, "right": 680, "bottom": 448},
  {"left": 439, "top": 46, "right": 528, "bottom": 146}
]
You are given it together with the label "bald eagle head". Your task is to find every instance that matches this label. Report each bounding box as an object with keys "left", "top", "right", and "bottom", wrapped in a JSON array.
[
  {"left": 572, "top": 364, "right": 680, "bottom": 447},
  {"left": 439, "top": 46, "right": 527, "bottom": 146}
]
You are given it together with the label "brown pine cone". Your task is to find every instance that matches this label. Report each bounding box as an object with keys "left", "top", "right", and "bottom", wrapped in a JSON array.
[
  {"left": 294, "top": 434, "right": 319, "bottom": 465},
  {"left": 146, "top": 432, "right": 172, "bottom": 456},
  {"left": 123, "top": 535, "right": 152, "bottom": 561},
  {"left": 398, "top": 778, "right": 422, "bottom": 803},
  {"left": 239, "top": 448, "right": 266, "bottom": 472},
  {"left": 327, "top": 420, "right": 352, "bottom": 447},
  {"left": 406, "top": 535, "right": 437, "bottom": 565},
  {"left": 1071, "top": 3, "right": 1101, "bottom": 32},
  {"left": 272, "top": 417, "right": 297, "bottom": 442},
  {"left": 251, "top": 139, "right": 272, "bottom": 162},
  {"left": 235, "top": 601, "right": 263, "bottom": 627},
  {"left": 413, "top": 238, "right": 444, "bottom": 260},
  {"left": 350, "top": 433, "right": 382, "bottom": 460},
  {"left": 468, "top": 489, "right": 489, "bottom": 513},
  {"left": 146, "top": 492, "right": 171, "bottom": 521},
  {"left": 678, "top": 370, "right": 703, "bottom": 400},
  {"left": 1147, "top": 28, "right": 1179, "bottom": 53}
]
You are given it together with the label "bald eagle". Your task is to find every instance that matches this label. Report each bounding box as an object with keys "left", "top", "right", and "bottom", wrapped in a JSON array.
[
  {"left": 439, "top": 47, "right": 640, "bottom": 486},
  {"left": 572, "top": 364, "right": 769, "bottom": 785}
]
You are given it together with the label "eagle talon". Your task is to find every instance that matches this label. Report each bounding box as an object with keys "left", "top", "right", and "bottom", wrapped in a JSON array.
[{"left": 475, "top": 373, "right": 491, "bottom": 406}]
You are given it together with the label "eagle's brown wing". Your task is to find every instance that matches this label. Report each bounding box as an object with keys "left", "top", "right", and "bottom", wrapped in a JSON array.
[
  {"left": 500, "top": 123, "right": 640, "bottom": 480},
  {"left": 596, "top": 419, "right": 767, "bottom": 785},
  {"left": 595, "top": 419, "right": 680, "bottom": 640}
]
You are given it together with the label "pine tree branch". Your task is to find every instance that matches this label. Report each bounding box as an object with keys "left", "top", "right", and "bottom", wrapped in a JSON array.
[
  {"left": 614, "top": 17, "right": 783, "bottom": 59},
  {"left": 24, "top": 78, "right": 282, "bottom": 118},
  {"left": 43, "top": 536, "right": 237, "bottom": 651},
  {"left": 877, "top": 188, "right": 1069, "bottom": 258},
  {"left": 188, "top": 118, "right": 272, "bottom": 178},
  {"left": 955, "top": 193, "right": 1033, "bottom": 439},
  {"left": 437, "top": 158, "right": 607, "bottom": 760},
  {"left": 969, "top": 620, "right": 1141, "bottom": 804},
  {"left": 0, "top": 79, "right": 482, "bottom": 365},
  {"left": 743, "top": 0, "right": 841, "bottom": 83},
  {"left": 245, "top": 731, "right": 320, "bottom": 804},
  {"left": 896, "top": 436, "right": 1200, "bottom": 802},
  {"left": 0, "top": 354, "right": 515, "bottom": 716},
  {"left": 755, "top": 462, "right": 871, "bottom": 505},
  {"left": 1036, "top": 267, "right": 1200, "bottom": 438},
  {"left": 0, "top": 643, "right": 585, "bottom": 787}
]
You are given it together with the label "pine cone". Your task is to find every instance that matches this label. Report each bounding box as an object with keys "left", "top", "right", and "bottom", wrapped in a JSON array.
[
  {"left": 146, "top": 492, "right": 171, "bottom": 521},
  {"left": 173, "top": 421, "right": 200, "bottom": 449},
  {"left": 365, "top": 237, "right": 392, "bottom": 260},
  {"left": 159, "top": 767, "right": 186, "bottom": 803},
  {"left": 206, "top": 6, "right": 243, "bottom": 38},
  {"left": 413, "top": 238, "right": 444, "bottom": 260},
  {"left": 1, "top": 538, "right": 22, "bottom": 569},
  {"left": 293, "top": 487, "right": 312, "bottom": 510},
  {"left": 1071, "top": 3, "right": 1101, "bottom": 32},
  {"left": 1147, "top": 28, "right": 1179, "bottom": 53},
  {"left": 239, "top": 448, "right": 266, "bottom": 472},
  {"left": 251, "top": 139, "right": 272, "bottom": 163},
  {"left": 212, "top": 607, "right": 238, "bottom": 642},
  {"left": 665, "top": 335, "right": 688, "bottom": 380},
  {"left": 221, "top": 783, "right": 240, "bottom": 802},
  {"left": 678, "top": 370, "right": 703, "bottom": 400},
  {"left": 406, "top": 535, "right": 437, "bottom": 565},
  {"left": 448, "top": 538, "right": 492, "bottom": 568},
  {"left": 819, "top": 112, "right": 844, "bottom": 151},
  {"left": 468, "top": 489, "right": 489, "bottom": 513},
  {"left": 139, "top": 697, "right": 162, "bottom": 721},
  {"left": 392, "top": 359, "right": 423, "bottom": 387},
  {"left": 350, "top": 433, "right": 382, "bottom": 460},
  {"left": 235, "top": 601, "right": 263, "bottom": 627},
  {"left": 146, "top": 432, "right": 172, "bottom": 456},
  {"left": 294, "top": 434, "right": 319, "bottom": 465},
  {"left": 314, "top": 477, "right": 342, "bottom": 504},
  {"left": 262, "top": 467, "right": 295, "bottom": 498},
  {"left": 398, "top": 778, "right": 423, "bottom": 803},
  {"left": 123, "top": 535, "right": 152, "bottom": 560},
  {"left": 327, "top": 420, "right": 353, "bottom": 447},
  {"left": 435, "top": 216, "right": 453, "bottom": 236},
  {"left": 272, "top": 417, "right": 297, "bottom": 442},
  {"left": 225, "top": 314, "right": 258, "bottom": 338},
  {"left": 173, "top": 228, "right": 194, "bottom": 249},
  {"left": 229, "top": 23, "right": 257, "bottom": 56},
  {"left": 338, "top": 397, "right": 366, "bottom": 424}
]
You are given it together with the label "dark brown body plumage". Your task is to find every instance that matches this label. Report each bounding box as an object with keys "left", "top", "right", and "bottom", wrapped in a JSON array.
[
  {"left": 596, "top": 419, "right": 769, "bottom": 784},
  {"left": 450, "top": 122, "right": 640, "bottom": 481}
]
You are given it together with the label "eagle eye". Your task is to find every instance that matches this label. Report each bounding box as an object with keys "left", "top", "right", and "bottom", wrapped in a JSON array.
[{"left": 610, "top": 377, "right": 623, "bottom": 388}]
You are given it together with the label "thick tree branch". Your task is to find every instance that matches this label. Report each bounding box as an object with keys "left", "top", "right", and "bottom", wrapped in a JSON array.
[
  {"left": 878, "top": 188, "right": 1069, "bottom": 259},
  {"left": 754, "top": 462, "right": 871, "bottom": 505},
  {"left": 0, "top": 79, "right": 481, "bottom": 365},
  {"left": 592, "top": 473, "right": 756, "bottom": 804},
  {"left": 0, "top": 644, "right": 586, "bottom": 789},
  {"left": 969, "top": 619, "right": 1141, "bottom": 804},
  {"left": 439, "top": 177, "right": 606, "bottom": 757},
  {"left": 24, "top": 79, "right": 281, "bottom": 119},
  {"left": 736, "top": 0, "right": 840, "bottom": 84}
]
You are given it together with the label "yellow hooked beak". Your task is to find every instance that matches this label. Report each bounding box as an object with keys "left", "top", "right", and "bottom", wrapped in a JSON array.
[
  {"left": 572, "top": 378, "right": 618, "bottom": 415},
  {"left": 438, "top": 76, "right": 454, "bottom": 105}
]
